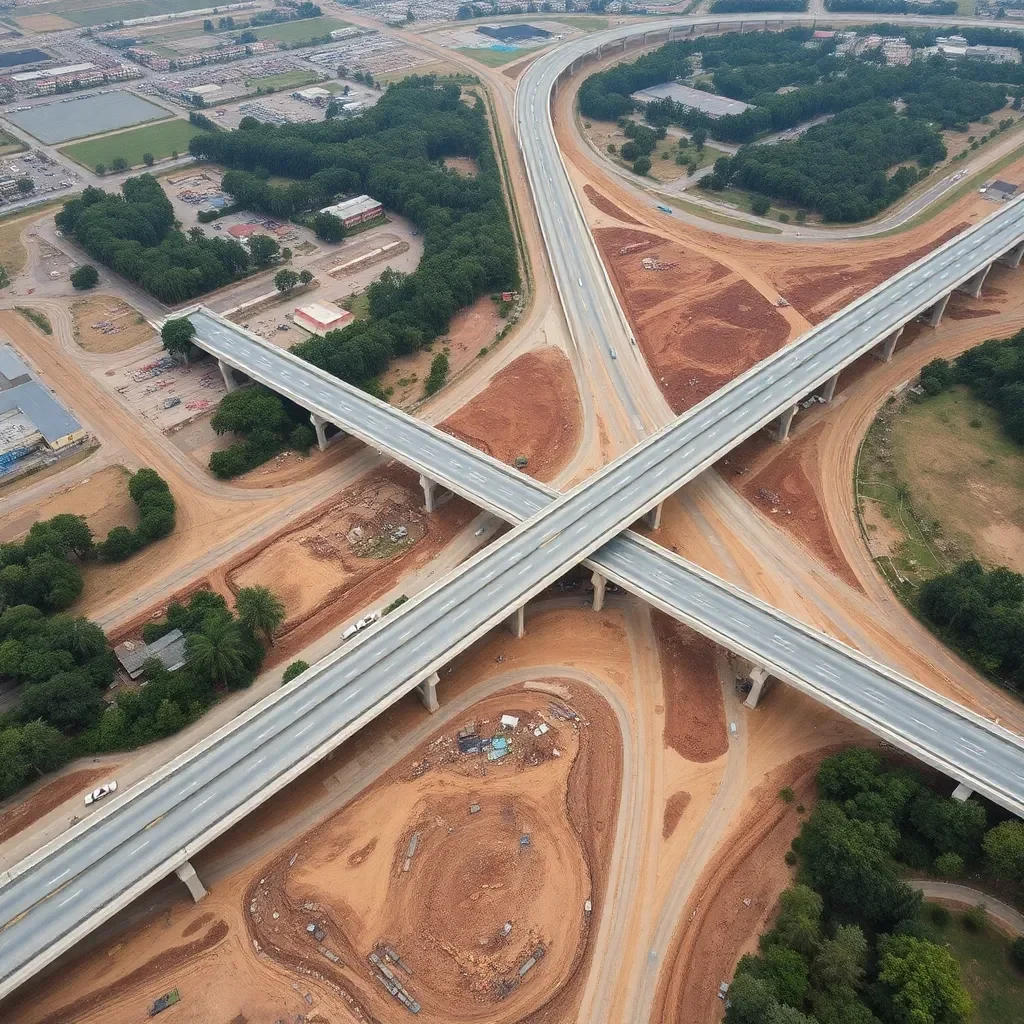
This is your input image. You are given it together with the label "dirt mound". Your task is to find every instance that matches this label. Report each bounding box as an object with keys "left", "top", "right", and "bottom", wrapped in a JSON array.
[
  {"left": 583, "top": 185, "right": 640, "bottom": 224},
  {"left": 662, "top": 792, "right": 692, "bottom": 840},
  {"left": 653, "top": 612, "right": 727, "bottom": 762},
  {"left": 440, "top": 347, "right": 582, "bottom": 482},
  {"left": 595, "top": 227, "right": 787, "bottom": 413}
]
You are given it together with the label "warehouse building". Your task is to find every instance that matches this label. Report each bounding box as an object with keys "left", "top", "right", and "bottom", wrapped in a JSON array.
[
  {"left": 294, "top": 301, "right": 354, "bottom": 336},
  {"left": 319, "top": 194, "right": 384, "bottom": 228},
  {"left": 0, "top": 345, "right": 85, "bottom": 474}
]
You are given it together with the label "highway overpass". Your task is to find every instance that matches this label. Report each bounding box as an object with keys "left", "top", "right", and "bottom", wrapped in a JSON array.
[{"left": 4, "top": 10, "right": 1024, "bottom": 1003}]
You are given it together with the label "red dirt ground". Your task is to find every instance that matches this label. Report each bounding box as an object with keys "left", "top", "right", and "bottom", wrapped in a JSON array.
[
  {"left": 440, "top": 347, "right": 582, "bottom": 482},
  {"left": 0, "top": 766, "right": 117, "bottom": 845},
  {"left": 662, "top": 791, "right": 692, "bottom": 840},
  {"left": 583, "top": 185, "right": 640, "bottom": 224},
  {"left": 653, "top": 612, "right": 727, "bottom": 762},
  {"left": 595, "top": 227, "right": 789, "bottom": 412}
]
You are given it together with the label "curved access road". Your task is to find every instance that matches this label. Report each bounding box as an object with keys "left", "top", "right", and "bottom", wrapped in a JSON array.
[{"left": 908, "top": 879, "right": 1024, "bottom": 935}]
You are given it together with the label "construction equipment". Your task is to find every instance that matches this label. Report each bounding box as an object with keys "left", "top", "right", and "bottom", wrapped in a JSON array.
[{"left": 148, "top": 989, "right": 180, "bottom": 1016}]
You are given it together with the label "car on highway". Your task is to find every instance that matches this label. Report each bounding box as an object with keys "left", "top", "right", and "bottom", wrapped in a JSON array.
[{"left": 84, "top": 781, "right": 117, "bottom": 806}]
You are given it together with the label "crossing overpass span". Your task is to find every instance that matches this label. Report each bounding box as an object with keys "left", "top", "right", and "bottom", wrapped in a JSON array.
[{"left": 4, "top": 11, "right": 1024, "bottom": 1002}]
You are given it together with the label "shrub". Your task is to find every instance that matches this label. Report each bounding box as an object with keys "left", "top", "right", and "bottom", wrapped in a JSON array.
[
  {"left": 632, "top": 155, "right": 652, "bottom": 176},
  {"left": 784, "top": 850, "right": 797, "bottom": 866},
  {"left": 70, "top": 264, "right": 99, "bottom": 290},
  {"left": 424, "top": 352, "right": 449, "bottom": 395},
  {"left": 780, "top": 787, "right": 795, "bottom": 803},
  {"left": 929, "top": 904, "right": 952, "bottom": 928},
  {"left": 933, "top": 852, "right": 964, "bottom": 878},
  {"left": 1011, "top": 936, "right": 1024, "bottom": 968},
  {"left": 282, "top": 660, "right": 308, "bottom": 684},
  {"left": 962, "top": 904, "right": 988, "bottom": 932},
  {"left": 751, "top": 196, "right": 771, "bottom": 216}
]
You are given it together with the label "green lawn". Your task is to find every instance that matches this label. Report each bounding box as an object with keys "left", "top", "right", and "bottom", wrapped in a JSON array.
[
  {"left": 0, "top": 130, "right": 26, "bottom": 157},
  {"left": 555, "top": 15, "right": 609, "bottom": 30},
  {"left": 922, "top": 903, "right": 1024, "bottom": 1024},
  {"left": 247, "top": 16, "right": 347, "bottom": 44},
  {"left": 457, "top": 46, "right": 534, "bottom": 68},
  {"left": 59, "top": 119, "right": 200, "bottom": 171},
  {"left": 38, "top": 0, "right": 206, "bottom": 27},
  {"left": 246, "top": 69, "right": 322, "bottom": 92}
]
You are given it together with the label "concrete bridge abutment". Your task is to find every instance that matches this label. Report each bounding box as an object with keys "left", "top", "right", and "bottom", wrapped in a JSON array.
[{"left": 744, "top": 666, "right": 772, "bottom": 709}]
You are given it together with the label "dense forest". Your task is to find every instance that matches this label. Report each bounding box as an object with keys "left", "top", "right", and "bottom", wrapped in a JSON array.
[
  {"left": 190, "top": 77, "right": 518, "bottom": 393},
  {"left": 726, "top": 747, "right": 1024, "bottom": 1024},
  {"left": 580, "top": 29, "right": 1016, "bottom": 220},
  {"left": 709, "top": 0, "right": 808, "bottom": 12},
  {"left": 825, "top": 0, "right": 957, "bottom": 13}
]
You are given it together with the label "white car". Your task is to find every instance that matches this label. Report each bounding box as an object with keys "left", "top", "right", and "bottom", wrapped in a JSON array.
[{"left": 85, "top": 781, "right": 117, "bottom": 806}]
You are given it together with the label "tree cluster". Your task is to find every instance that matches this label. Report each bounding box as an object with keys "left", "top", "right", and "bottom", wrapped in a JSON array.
[
  {"left": 727, "top": 747, "right": 1024, "bottom": 1024},
  {"left": 96, "top": 468, "right": 177, "bottom": 563},
  {"left": 208, "top": 385, "right": 316, "bottom": 478},
  {"left": 55, "top": 174, "right": 256, "bottom": 305},
  {"left": 189, "top": 77, "right": 518, "bottom": 393},
  {"left": 825, "top": 0, "right": 957, "bottom": 12},
  {"left": 950, "top": 329, "right": 1024, "bottom": 443},
  {"left": 711, "top": 0, "right": 807, "bottom": 11},
  {"left": 918, "top": 561, "right": 1024, "bottom": 690}
]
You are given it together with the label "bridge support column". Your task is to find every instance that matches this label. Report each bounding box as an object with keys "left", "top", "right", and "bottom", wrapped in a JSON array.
[
  {"left": 744, "top": 666, "right": 771, "bottom": 709},
  {"left": 218, "top": 359, "right": 238, "bottom": 392},
  {"left": 957, "top": 263, "right": 991, "bottom": 299},
  {"left": 591, "top": 571, "right": 607, "bottom": 612},
  {"left": 924, "top": 292, "right": 950, "bottom": 328},
  {"left": 310, "top": 412, "right": 329, "bottom": 452},
  {"left": 175, "top": 860, "right": 208, "bottom": 902},
  {"left": 821, "top": 371, "right": 839, "bottom": 404},
  {"left": 506, "top": 604, "right": 525, "bottom": 639},
  {"left": 951, "top": 782, "right": 973, "bottom": 802},
  {"left": 1001, "top": 241, "right": 1024, "bottom": 268},
  {"left": 877, "top": 326, "right": 903, "bottom": 363},
  {"left": 420, "top": 474, "right": 440, "bottom": 514},
  {"left": 643, "top": 502, "right": 663, "bottom": 530},
  {"left": 776, "top": 404, "right": 798, "bottom": 442},
  {"left": 417, "top": 672, "right": 439, "bottom": 713}
]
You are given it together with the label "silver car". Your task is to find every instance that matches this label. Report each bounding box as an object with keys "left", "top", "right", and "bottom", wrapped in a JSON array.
[{"left": 85, "top": 780, "right": 117, "bottom": 806}]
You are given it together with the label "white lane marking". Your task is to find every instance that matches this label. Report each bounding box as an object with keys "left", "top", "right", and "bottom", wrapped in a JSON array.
[
  {"left": 45, "top": 869, "right": 70, "bottom": 887},
  {"left": 58, "top": 888, "right": 83, "bottom": 908},
  {"left": 814, "top": 663, "right": 840, "bottom": 682},
  {"left": 865, "top": 689, "right": 886, "bottom": 705},
  {"left": 909, "top": 716, "right": 936, "bottom": 733},
  {"left": 956, "top": 737, "right": 985, "bottom": 756},
  {"left": 771, "top": 634, "right": 795, "bottom": 652},
  {"left": 194, "top": 795, "right": 213, "bottom": 810},
  {"left": 296, "top": 722, "right": 314, "bottom": 737}
]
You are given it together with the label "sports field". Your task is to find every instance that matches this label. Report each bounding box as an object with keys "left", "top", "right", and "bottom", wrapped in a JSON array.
[
  {"left": 246, "top": 69, "right": 322, "bottom": 92},
  {"left": 59, "top": 119, "right": 201, "bottom": 171}
]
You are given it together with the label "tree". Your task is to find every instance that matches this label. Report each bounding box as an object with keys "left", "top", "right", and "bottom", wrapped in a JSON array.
[
  {"left": 20, "top": 670, "right": 102, "bottom": 732},
  {"left": 424, "top": 352, "right": 449, "bottom": 395},
  {"left": 154, "top": 698, "right": 184, "bottom": 736},
  {"left": 812, "top": 924, "right": 868, "bottom": 995},
  {"left": 16, "top": 177, "right": 33, "bottom": 194},
  {"left": 299, "top": 269, "right": 313, "bottom": 284},
  {"left": 877, "top": 934, "right": 972, "bottom": 1024},
  {"left": 983, "top": 821, "right": 1024, "bottom": 883},
  {"left": 70, "top": 264, "right": 99, "bottom": 290},
  {"left": 161, "top": 317, "right": 196, "bottom": 361},
  {"left": 312, "top": 211, "right": 345, "bottom": 243},
  {"left": 248, "top": 233, "right": 280, "bottom": 267},
  {"left": 933, "top": 852, "right": 964, "bottom": 878},
  {"left": 770, "top": 884, "right": 823, "bottom": 955},
  {"left": 235, "top": 585, "right": 285, "bottom": 645},
  {"left": 632, "top": 155, "right": 652, "bottom": 176},
  {"left": 110, "top": 157, "right": 128, "bottom": 173},
  {"left": 274, "top": 268, "right": 299, "bottom": 294},
  {"left": 282, "top": 660, "right": 308, "bottom": 683},
  {"left": 919, "top": 357, "right": 954, "bottom": 395},
  {"left": 48, "top": 514, "right": 93, "bottom": 559},
  {"left": 186, "top": 617, "right": 247, "bottom": 687},
  {"left": 94, "top": 164, "right": 106, "bottom": 177},
  {"left": 752, "top": 196, "right": 771, "bottom": 216},
  {"left": 98, "top": 526, "right": 139, "bottom": 562},
  {"left": 142, "top": 152, "right": 154, "bottom": 167},
  {"left": 692, "top": 127, "right": 707, "bottom": 150},
  {"left": 19, "top": 719, "right": 67, "bottom": 774},
  {"left": 203, "top": 18, "right": 214, "bottom": 30}
]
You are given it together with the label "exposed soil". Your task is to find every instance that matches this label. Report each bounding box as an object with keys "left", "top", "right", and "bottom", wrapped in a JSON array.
[
  {"left": 595, "top": 227, "right": 789, "bottom": 413},
  {"left": 725, "top": 420, "right": 861, "bottom": 590},
  {"left": 225, "top": 465, "right": 477, "bottom": 663},
  {"left": 662, "top": 791, "right": 692, "bottom": 840},
  {"left": 444, "top": 156, "right": 480, "bottom": 177},
  {"left": 652, "top": 750, "right": 840, "bottom": 1024},
  {"left": 653, "top": 612, "right": 727, "bottom": 762},
  {"left": 0, "top": 766, "right": 117, "bottom": 845},
  {"left": 583, "top": 185, "right": 640, "bottom": 224},
  {"left": 0, "top": 464, "right": 136, "bottom": 544},
  {"left": 440, "top": 347, "right": 583, "bottom": 482},
  {"left": 71, "top": 295, "right": 155, "bottom": 354},
  {"left": 381, "top": 296, "right": 505, "bottom": 409}
]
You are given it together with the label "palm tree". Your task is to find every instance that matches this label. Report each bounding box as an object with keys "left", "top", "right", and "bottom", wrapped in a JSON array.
[
  {"left": 186, "top": 617, "right": 246, "bottom": 687},
  {"left": 235, "top": 586, "right": 286, "bottom": 646}
]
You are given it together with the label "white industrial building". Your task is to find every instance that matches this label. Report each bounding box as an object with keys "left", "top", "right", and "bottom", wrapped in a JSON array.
[{"left": 319, "top": 194, "right": 384, "bottom": 228}]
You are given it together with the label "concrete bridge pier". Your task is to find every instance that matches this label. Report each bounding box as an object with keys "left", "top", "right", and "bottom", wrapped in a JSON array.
[
  {"left": 1000, "top": 241, "right": 1024, "bottom": 268},
  {"left": 821, "top": 371, "right": 840, "bottom": 404},
  {"left": 175, "top": 861, "right": 208, "bottom": 902},
  {"left": 417, "top": 672, "right": 439, "bottom": 713},
  {"left": 642, "top": 502, "right": 663, "bottom": 530},
  {"left": 922, "top": 292, "right": 950, "bottom": 328},
  {"left": 420, "top": 474, "right": 450, "bottom": 514},
  {"left": 776, "top": 404, "right": 798, "bottom": 442},
  {"left": 877, "top": 326, "right": 903, "bottom": 362},
  {"left": 218, "top": 359, "right": 238, "bottom": 392},
  {"left": 591, "top": 570, "right": 607, "bottom": 612},
  {"left": 744, "top": 666, "right": 772, "bottom": 709},
  {"left": 309, "top": 412, "right": 344, "bottom": 452},
  {"left": 506, "top": 605, "right": 525, "bottom": 639},
  {"left": 957, "top": 263, "right": 991, "bottom": 299},
  {"left": 952, "top": 782, "right": 973, "bottom": 802}
]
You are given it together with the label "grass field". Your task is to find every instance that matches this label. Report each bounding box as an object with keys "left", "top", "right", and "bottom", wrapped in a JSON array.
[
  {"left": 922, "top": 903, "right": 1024, "bottom": 1024},
  {"left": 857, "top": 386, "right": 1024, "bottom": 588},
  {"left": 246, "top": 69, "right": 322, "bottom": 92},
  {"left": 27, "top": 0, "right": 207, "bottom": 27},
  {"left": 0, "top": 130, "right": 26, "bottom": 157},
  {"left": 555, "top": 15, "right": 609, "bottom": 30},
  {"left": 457, "top": 46, "right": 535, "bottom": 68},
  {"left": 248, "top": 16, "right": 347, "bottom": 44},
  {"left": 59, "top": 119, "right": 200, "bottom": 171}
]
